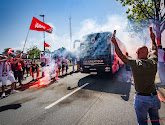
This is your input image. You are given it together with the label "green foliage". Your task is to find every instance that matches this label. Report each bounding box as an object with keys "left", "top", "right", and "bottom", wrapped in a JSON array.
[
  {"left": 15, "top": 50, "right": 22, "bottom": 54},
  {"left": 117, "top": 0, "right": 165, "bottom": 44},
  {"left": 27, "top": 46, "right": 41, "bottom": 59},
  {"left": 116, "top": 0, "right": 164, "bottom": 33},
  {"left": 57, "top": 47, "right": 66, "bottom": 51},
  {"left": 2, "top": 48, "right": 11, "bottom": 55},
  {"left": 45, "top": 48, "right": 51, "bottom": 53}
]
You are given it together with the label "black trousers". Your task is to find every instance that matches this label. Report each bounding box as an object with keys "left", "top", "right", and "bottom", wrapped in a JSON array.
[
  {"left": 15, "top": 70, "right": 22, "bottom": 85},
  {"left": 22, "top": 66, "right": 25, "bottom": 77}
]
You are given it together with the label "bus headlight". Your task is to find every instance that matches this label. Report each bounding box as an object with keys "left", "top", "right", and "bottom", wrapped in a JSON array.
[
  {"left": 81, "top": 67, "right": 83, "bottom": 71},
  {"left": 105, "top": 67, "right": 110, "bottom": 72}
]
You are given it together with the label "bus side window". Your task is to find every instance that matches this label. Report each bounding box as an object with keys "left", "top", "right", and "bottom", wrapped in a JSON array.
[{"left": 111, "top": 43, "right": 115, "bottom": 61}]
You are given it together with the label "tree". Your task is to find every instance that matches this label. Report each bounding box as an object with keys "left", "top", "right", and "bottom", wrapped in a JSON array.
[
  {"left": 15, "top": 50, "right": 22, "bottom": 55},
  {"left": 126, "top": 19, "right": 150, "bottom": 45},
  {"left": 45, "top": 48, "right": 51, "bottom": 53},
  {"left": 2, "top": 48, "right": 11, "bottom": 55},
  {"left": 53, "top": 47, "right": 73, "bottom": 59},
  {"left": 27, "top": 46, "right": 41, "bottom": 59},
  {"left": 116, "top": 0, "right": 165, "bottom": 45}
]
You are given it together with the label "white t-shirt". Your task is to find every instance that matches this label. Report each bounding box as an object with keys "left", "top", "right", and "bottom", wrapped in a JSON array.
[
  {"left": 158, "top": 49, "right": 164, "bottom": 62},
  {"left": 27, "top": 61, "right": 31, "bottom": 68},
  {"left": 46, "top": 57, "right": 51, "bottom": 65},
  {"left": 65, "top": 59, "right": 69, "bottom": 66},
  {"left": 40, "top": 57, "right": 46, "bottom": 63},
  {"left": 0, "top": 62, "right": 12, "bottom": 77},
  {"left": 77, "top": 57, "right": 80, "bottom": 61}
]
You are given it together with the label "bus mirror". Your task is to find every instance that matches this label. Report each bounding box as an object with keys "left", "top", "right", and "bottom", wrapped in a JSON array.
[
  {"left": 107, "top": 34, "right": 111, "bottom": 45},
  {"left": 73, "top": 40, "right": 80, "bottom": 49}
]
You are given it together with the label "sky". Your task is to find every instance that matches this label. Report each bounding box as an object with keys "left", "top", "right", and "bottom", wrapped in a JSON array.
[{"left": 0, "top": 0, "right": 164, "bottom": 55}]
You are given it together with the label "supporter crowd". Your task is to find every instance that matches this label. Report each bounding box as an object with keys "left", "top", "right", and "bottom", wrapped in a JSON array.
[
  {"left": 0, "top": 50, "right": 80, "bottom": 98},
  {"left": 1, "top": 45, "right": 164, "bottom": 99}
]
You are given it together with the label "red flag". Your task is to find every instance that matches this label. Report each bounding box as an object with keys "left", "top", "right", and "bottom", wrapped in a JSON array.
[
  {"left": 44, "top": 42, "right": 50, "bottom": 47},
  {"left": 30, "top": 17, "right": 53, "bottom": 33}
]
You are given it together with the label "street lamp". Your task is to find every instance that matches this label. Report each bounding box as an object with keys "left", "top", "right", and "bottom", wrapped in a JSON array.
[{"left": 40, "top": 15, "right": 45, "bottom": 54}]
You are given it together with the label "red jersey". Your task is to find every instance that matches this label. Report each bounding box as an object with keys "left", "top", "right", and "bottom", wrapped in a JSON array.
[
  {"left": 20, "top": 60, "right": 25, "bottom": 67},
  {"left": 14, "top": 62, "right": 22, "bottom": 70}
]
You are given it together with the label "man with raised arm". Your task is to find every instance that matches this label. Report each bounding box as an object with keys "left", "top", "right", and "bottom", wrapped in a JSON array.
[
  {"left": 0, "top": 55, "right": 20, "bottom": 97},
  {"left": 111, "top": 29, "right": 160, "bottom": 125}
]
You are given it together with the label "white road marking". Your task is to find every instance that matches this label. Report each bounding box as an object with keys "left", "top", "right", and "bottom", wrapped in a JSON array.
[{"left": 45, "top": 83, "right": 89, "bottom": 109}]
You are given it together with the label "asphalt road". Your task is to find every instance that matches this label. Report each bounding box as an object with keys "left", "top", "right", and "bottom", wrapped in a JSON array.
[{"left": 0, "top": 67, "right": 165, "bottom": 125}]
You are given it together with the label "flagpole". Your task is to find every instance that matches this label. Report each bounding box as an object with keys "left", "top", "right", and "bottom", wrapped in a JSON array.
[
  {"left": 23, "top": 28, "right": 30, "bottom": 52},
  {"left": 40, "top": 15, "right": 45, "bottom": 55},
  {"left": 69, "top": 16, "right": 72, "bottom": 50}
]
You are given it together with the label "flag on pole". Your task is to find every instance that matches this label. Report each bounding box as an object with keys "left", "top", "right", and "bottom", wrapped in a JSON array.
[
  {"left": 44, "top": 42, "right": 50, "bottom": 47},
  {"left": 30, "top": 17, "right": 53, "bottom": 33}
]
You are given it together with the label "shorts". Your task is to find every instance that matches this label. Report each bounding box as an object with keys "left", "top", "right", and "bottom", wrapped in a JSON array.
[
  {"left": 58, "top": 65, "right": 61, "bottom": 70},
  {"left": 26, "top": 67, "right": 30, "bottom": 71},
  {"left": 77, "top": 61, "right": 80, "bottom": 65},
  {"left": 0, "top": 73, "right": 16, "bottom": 85},
  {"left": 62, "top": 65, "right": 65, "bottom": 70},
  {"left": 40, "top": 62, "right": 46, "bottom": 67},
  {"left": 32, "top": 66, "right": 39, "bottom": 72}
]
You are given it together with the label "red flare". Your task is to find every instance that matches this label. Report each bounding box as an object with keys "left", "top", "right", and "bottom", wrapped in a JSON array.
[
  {"left": 157, "top": 93, "right": 163, "bottom": 102},
  {"left": 38, "top": 77, "right": 48, "bottom": 87},
  {"left": 149, "top": 25, "right": 153, "bottom": 33},
  {"left": 54, "top": 67, "right": 58, "bottom": 80}
]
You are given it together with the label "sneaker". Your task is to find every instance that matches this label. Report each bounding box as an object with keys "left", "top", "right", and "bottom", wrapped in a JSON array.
[
  {"left": 127, "top": 79, "right": 131, "bottom": 83},
  {"left": 10, "top": 90, "right": 19, "bottom": 94},
  {"left": 1, "top": 92, "right": 5, "bottom": 97}
]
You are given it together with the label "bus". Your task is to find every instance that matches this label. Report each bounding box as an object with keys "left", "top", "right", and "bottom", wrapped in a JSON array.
[{"left": 79, "top": 32, "right": 126, "bottom": 75}]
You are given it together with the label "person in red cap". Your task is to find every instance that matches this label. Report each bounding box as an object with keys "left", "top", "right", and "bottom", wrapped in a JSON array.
[{"left": 0, "top": 55, "right": 20, "bottom": 97}]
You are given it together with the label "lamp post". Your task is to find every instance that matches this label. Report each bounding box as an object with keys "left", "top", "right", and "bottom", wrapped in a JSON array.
[
  {"left": 40, "top": 15, "right": 45, "bottom": 55},
  {"left": 69, "top": 16, "right": 72, "bottom": 50}
]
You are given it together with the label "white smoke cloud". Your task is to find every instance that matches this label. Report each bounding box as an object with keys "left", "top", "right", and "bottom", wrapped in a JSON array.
[
  {"left": 72, "top": 15, "right": 151, "bottom": 57},
  {"left": 18, "top": 15, "right": 163, "bottom": 57}
]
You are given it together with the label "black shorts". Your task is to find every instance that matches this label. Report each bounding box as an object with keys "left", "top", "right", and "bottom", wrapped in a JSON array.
[
  {"left": 40, "top": 62, "right": 46, "bottom": 67},
  {"left": 77, "top": 61, "right": 80, "bottom": 65},
  {"left": 62, "top": 65, "right": 65, "bottom": 70},
  {"left": 31, "top": 65, "right": 39, "bottom": 72},
  {"left": 26, "top": 67, "right": 30, "bottom": 70}
]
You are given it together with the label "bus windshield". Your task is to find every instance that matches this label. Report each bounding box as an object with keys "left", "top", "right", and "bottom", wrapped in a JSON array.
[{"left": 80, "top": 32, "right": 112, "bottom": 58}]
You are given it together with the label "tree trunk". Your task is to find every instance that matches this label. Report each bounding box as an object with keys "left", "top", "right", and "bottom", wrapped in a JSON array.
[
  {"left": 154, "top": 0, "right": 161, "bottom": 45},
  {"left": 156, "top": 23, "right": 161, "bottom": 45}
]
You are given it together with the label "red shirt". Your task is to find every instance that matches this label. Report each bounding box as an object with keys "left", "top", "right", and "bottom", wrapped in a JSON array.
[
  {"left": 20, "top": 60, "right": 25, "bottom": 67},
  {"left": 14, "top": 62, "right": 22, "bottom": 70}
]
